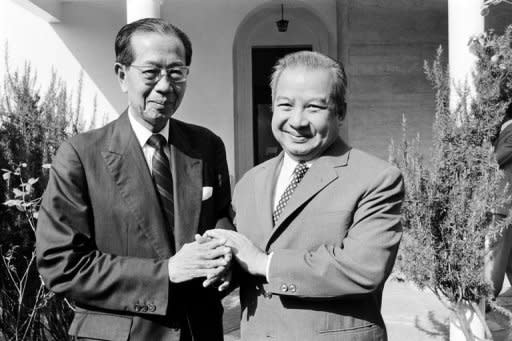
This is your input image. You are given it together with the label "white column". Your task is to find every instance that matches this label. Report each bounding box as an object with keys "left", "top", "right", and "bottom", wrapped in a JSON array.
[
  {"left": 448, "top": 0, "right": 485, "bottom": 113},
  {"left": 127, "top": 0, "right": 161, "bottom": 23}
]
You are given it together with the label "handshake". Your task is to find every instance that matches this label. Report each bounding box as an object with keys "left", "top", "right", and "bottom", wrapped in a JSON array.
[{"left": 167, "top": 229, "right": 269, "bottom": 291}]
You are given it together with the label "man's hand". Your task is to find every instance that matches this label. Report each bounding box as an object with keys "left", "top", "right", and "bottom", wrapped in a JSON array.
[
  {"left": 205, "top": 229, "right": 268, "bottom": 277},
  {"left": 167, "top": 237, "right": 231, "bottom": 283},
  {"left": 195, "top": 234, "right": 233, "bottom": 291},
  {"left": 202, "top": 266, "right": 233, "bottom": 291}
]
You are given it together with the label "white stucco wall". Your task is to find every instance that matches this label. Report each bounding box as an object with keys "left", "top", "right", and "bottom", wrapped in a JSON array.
[{"left": 0, "top": 0, "right": 117, "bottom": 129}]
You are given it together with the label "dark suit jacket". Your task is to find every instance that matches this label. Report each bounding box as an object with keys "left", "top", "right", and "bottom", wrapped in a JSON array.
[
  {"left": 36, "top": 112, "right": 231, "bottom": 341},
  {"left": 232, "top": 138, "right": 404, "bottom": 341}
]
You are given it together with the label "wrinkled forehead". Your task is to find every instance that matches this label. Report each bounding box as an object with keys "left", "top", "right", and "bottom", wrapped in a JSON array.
[{"left": 130, "top": 31, "right": 186, "bottom": 63}]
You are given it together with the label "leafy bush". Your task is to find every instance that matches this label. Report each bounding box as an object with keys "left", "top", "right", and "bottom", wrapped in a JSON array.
[
  {"left": 0, "top": 51, "right": 87, "bottom": 340},
  {"left": 390, "top": 26, "right": 512, "bottom": 339},
  {"left": 1, "top": 163, "right": 70, "bottom": 341}
]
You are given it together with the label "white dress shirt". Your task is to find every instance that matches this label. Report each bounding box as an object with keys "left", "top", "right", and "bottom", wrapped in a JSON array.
[
  {"left": 127, "top": 109, "right": 170, "bottom": 174},
  {"left": 273, "top": 153, "right": 312, "bottom": 210}
]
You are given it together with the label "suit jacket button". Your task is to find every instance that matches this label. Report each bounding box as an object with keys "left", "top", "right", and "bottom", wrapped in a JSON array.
[
  {"left": 148, "top": 304, "right": 156, "bottom": 312},
  {"left": 263, "top": 291, "right": 272, "bottom": 299},
  {"left": 280, "top": 284, "right": 288, "bottom": 292},
  {"left": 289, "top": 284, "right": 296, "bottom": 293}
]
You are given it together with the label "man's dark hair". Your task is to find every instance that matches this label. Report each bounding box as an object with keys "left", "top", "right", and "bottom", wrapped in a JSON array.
[{"left": 115, "top": 18, "right": 192, "bottom": 66}]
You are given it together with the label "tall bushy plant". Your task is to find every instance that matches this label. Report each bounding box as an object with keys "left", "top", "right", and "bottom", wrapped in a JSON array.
[
  {"left": 0, "top": 50, "right": 87, "bottom": 340},
  {"left": 390, "top": 27, "right": 512, "bottom": 340}
]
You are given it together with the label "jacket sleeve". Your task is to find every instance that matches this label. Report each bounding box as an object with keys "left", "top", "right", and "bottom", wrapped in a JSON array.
[
  {"left": 212, "top": 134, "right": 233, "bottom": 229},
  {"left": 36, "top": 141, "right": 170, "bottom": 316},
  {"left": 265, "top": 166, "right": 404, "bottom": 298}
]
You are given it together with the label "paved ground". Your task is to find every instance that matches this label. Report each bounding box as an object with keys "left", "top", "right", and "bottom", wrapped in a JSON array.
[{"left": 222, "top": 278, "right": 512, "bottom": 340}]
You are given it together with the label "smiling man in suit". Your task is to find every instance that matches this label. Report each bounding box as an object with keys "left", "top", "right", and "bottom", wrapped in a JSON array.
[
  {"left": 207, "top": 51, "right": 404, "bottom": 341},
  {"left": 36, "top": 18, "right": 232, "bottom": 341}
]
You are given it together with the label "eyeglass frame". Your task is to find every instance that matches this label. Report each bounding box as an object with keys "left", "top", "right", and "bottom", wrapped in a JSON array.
[{"left": 126, "top": 64, "right": 190, "bottom": 84}]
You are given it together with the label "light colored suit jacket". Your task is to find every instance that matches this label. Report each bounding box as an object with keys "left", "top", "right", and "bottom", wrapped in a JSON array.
[
  {"left": 232, "top": 138, "right": 404, "bottom": 341},
  {"left": 36, "top": 112, "right": 231, "bottom": 341}
]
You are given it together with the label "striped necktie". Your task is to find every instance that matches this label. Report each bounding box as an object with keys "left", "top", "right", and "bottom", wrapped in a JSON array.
[
  {"left": 272, "top": 161, "right": 308, "bottom": 225},
  {"left": 147, "top": 134, "right": 175, "bottom": 234}
]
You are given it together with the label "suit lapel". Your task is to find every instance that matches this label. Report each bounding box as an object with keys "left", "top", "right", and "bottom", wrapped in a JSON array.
[
  {"left": 169, "top": 120, "right": 202, "bottom": 251},
  {"left": 265, "top": 139, "right": 351, "bottom": 249},
  {"left": 252, "top": 155, "right": 282, "bottom": 249},
  {"left": 101, "top": 112, "right": 173, "bottom": 259}
]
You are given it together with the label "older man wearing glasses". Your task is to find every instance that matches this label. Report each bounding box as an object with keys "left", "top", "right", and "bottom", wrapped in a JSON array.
[{"left": 36, "top": 18, "right": 232, "bottom": 341}]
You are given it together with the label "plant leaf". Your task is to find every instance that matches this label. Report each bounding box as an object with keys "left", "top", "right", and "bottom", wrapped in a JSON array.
[
  {"left": 13, "top": 188, "right": 24, "bottom": 197},
  {"left": 3, "top": 199, "right": 22, "bottom": 207}
]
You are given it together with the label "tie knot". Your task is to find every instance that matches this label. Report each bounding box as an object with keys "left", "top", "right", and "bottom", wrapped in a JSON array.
[{"left": 147, "top": 134, "right": 167, "bottom": 150}]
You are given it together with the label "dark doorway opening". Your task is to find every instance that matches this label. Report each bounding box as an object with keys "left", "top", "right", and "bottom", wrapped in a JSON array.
[{"left": 252, "top": 46, "right": 312, "bottom": 165}]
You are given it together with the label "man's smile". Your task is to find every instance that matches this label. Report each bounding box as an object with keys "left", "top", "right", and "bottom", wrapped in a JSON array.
[{"left": 283, "top": 129, "right": 312, "bottom": 142}]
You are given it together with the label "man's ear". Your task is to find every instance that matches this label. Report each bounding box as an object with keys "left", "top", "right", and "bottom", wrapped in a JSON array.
[
  {"left": 337, "top": 102, "right": 347, "bottom": 125},
  {"left": 114, "top": 63, "right": 128, "bottom": 93}
]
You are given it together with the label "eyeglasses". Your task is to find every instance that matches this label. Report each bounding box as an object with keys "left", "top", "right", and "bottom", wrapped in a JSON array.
[{"left": 128, "top": 64, "right": 190, "bottom": 84}]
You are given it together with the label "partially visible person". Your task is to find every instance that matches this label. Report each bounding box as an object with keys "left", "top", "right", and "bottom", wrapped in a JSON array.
[
  {"left": 207, "top": 51, "right": 404, "bottom": 341},
  {"left": 486, "top": 111, "right": 512, "bottom": 298},
  {"left": 36, "top": 18, "right": 232, "bottom": 341}
]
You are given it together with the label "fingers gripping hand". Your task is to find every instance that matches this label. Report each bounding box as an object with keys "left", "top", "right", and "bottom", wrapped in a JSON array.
[
  {"left": 205, "top": 229, "right": 268, "bottom": 276},
  {"left": 197, "top": 234, "right": 233, "bottom": 290},
  {"left": 168, "top": 237, "right": 231, "bottom": 283},
  {"left": 217, "top": 268, "right": 233, "bottom": 292}
]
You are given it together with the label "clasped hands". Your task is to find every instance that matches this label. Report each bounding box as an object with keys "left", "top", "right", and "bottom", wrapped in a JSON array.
[{"left": 168, "top": 229, "right": 268, "bottom": 291}]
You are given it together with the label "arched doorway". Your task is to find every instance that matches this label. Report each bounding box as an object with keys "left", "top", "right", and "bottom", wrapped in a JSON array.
[{"left": 233, "top": 3, "right": 335, "bottom": 179}]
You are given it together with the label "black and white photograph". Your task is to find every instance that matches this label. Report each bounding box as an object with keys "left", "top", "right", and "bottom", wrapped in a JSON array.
[{"left": 1, "top": 1, "right": 512, "bottom": 340}]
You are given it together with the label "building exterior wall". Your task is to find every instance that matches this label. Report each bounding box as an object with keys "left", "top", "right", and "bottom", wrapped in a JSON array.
[
  {"left": 232, "top": 1, "right": 337, "bottom": 177},
  {"left": 160, "top": 0, "right": 337, "bottom": 179},
  {"left": 486, "top": 2, "right": 512, "bottom": 34},
  {"left": 340, "top": 0, "right": 448, "bottom": 159},
  {"left": 0, "top": 1, "right": 118, "bottom": 128},
  {"left": 32, "top": 0, "right": 336, "bottom": 179},
  {"left": 5, "top": 0, "right": 512, "bottom": 178}
]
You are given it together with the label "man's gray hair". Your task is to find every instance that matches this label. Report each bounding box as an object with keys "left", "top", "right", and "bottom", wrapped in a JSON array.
[{"left": 270, "top": 51, "right": 347, "bottom": 118}]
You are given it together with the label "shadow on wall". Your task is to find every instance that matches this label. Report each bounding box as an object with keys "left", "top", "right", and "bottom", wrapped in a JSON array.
[{"left": 51, "top": 1, "right": 126, "bottom": 114}]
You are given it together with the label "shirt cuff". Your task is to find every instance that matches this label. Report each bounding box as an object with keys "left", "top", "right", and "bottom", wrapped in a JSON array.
[{"left": 265, "top": 252, "right": 274, "bottom": 282}]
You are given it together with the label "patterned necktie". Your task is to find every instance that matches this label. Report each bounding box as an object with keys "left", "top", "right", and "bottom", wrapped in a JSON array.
[
  {"left": 272, "top": 161, "right": 309, "bottom": 225},
  {"left": 147, "top": 134, "right": 175, "bottom": 233}
]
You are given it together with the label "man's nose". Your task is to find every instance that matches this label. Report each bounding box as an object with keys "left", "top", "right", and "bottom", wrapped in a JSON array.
[
  {"left": 288, "top": 108, "right": 308, "bottom": 128},
  {"left": 154, "top": 75, "right": 177, "bottom": 94}
]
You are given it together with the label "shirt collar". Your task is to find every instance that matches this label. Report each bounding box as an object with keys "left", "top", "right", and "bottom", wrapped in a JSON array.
[
  {"left": 282, "top": 152, "right": 313, "bottom": 173},
  {"left": 128, "top": 108, "right": 170, "bottom": 147}
]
